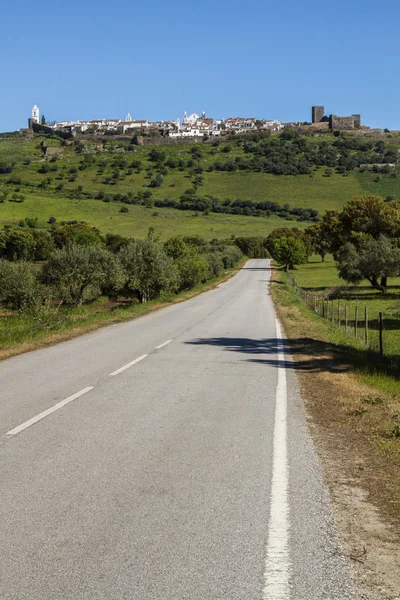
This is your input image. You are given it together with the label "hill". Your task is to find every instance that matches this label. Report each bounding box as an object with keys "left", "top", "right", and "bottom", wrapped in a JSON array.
[{"left": 1, "top": 130, "right": 400, "bottom": 240}]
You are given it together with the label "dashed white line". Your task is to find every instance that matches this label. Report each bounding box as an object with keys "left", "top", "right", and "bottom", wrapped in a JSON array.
[
  {"left": 109, "top": 354, "right": 148, "bottom": 377},
  {"left": 263, "top": 318, "right": 290, "bottom": 599},
  {"left": 155, "top": 339, "right": 172, "bottom": 350},
  {"left": 5, "top": 387, "right": 94, "bottom": 437}
]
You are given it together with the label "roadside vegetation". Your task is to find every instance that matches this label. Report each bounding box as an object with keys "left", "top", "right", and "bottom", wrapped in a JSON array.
[
  {"left": 269, "top": 193, "right": 400, "bottom": 527},
  {"left": 268, "top": 195, "right": 400, "bottom": 362},
  {"left": 0, "top": 223, "right": 272, "bottom": 356}
]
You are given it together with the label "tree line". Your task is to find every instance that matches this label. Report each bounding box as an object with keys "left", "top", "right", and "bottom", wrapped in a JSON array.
[
  {"left": 0, "top": 225, "right": 248, "bottom": 311},
  {"left": 268, "top": 196, "right": 400, "bottom": 294}
]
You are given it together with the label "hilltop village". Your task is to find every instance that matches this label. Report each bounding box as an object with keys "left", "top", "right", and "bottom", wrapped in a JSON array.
[{"left": 27, "top": 104, "right": 369, "bottom": 139}]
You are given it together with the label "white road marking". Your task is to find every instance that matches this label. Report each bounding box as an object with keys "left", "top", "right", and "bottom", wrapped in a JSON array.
[
  {"left": 263, "top": 318, "right": 290, "bottom": 599},
  {"left": 109, "top": 354, "right": 148, "bottom": 376},
  {"left": 5, "top": 387, "right": 94, "bottom": 437},
  {"left": 155, "top": 339, "right": 172, "bottom": 350}
]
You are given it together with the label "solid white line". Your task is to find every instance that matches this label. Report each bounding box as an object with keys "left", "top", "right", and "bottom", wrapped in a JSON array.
[
  {"left": 5, "top": 387, "right": 94, "bottom": 437},
  {"left": 109, "top": 354, "right": 148, "bottom": 376},
  {"left": 155, "top": 339, "right": 172, "bottom": 350},
  {"left": 263, "top": 318, "right": 290, "bottom": 599}
]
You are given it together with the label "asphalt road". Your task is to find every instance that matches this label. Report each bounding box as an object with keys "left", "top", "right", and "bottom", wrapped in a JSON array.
[{"left": 0, "top": 260, "right": 354, "bottom": 599}]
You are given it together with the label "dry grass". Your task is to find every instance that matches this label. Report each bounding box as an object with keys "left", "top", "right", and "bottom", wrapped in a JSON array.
[{"left": 271, "top": 267, "right": 400, "bottom": 599}]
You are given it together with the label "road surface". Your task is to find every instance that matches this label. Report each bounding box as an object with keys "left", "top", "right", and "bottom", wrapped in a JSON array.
[{"left": 0, "top": 260, "right": 354, "bottom": 599}]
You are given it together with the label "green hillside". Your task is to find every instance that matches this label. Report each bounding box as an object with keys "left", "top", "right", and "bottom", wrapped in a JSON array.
[{"left": 1, "top": 131, "right": 399, "bottom": 239}]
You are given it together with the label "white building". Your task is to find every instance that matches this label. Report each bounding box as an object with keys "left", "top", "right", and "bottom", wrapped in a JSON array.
[{"left": 32, "top": 105, "right": 40, "bottom": 123}]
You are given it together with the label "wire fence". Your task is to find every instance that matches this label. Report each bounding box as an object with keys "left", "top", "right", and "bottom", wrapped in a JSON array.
[{"left": 286, "top": 271, "right": 386, "bottom": 356}]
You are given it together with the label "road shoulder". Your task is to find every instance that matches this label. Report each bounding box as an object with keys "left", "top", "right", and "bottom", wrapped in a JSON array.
[{"left": 271, "top": 268, "right": 400, "bottom": 600}]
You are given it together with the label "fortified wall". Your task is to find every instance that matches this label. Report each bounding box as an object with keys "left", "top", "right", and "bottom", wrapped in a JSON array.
[
  {"left": 330, "top": 115, "right": 360, "bottom": 130},
  {"left": 312, "top": 105, "right": 361, "bottom": 131}
]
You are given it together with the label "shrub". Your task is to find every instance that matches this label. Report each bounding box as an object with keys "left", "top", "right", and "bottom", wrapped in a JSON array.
[
  {"left": 0, "top": 260, "right": 44, "bottom": 310},
  {"left": 41, "top": 244, "right": 111, "bottom": 306},
  {"left": 119, "top": 239, "right": 179, "bottom": 302},
  {"left": 176, "top": 255, "right": 208, "bottom": 290},
  {"left": 221, "top": 246, "right": 243, "bottom": 268},
  {"left": 205, "top": 252, "right": 224, "bottom": 278}
]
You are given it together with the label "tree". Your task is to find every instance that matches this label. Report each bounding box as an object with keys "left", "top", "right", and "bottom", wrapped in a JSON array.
[
  {"left": 339, "top": 196, "right": 400, "bottom": 247},
  {"left": 0, "top": 260, "right": 44, "bottom": 310},
  {"left": 221, "top": 245, "right": 243, "bottom": 268},
  {"left": 52, "top": 223, "right": 104, "bottom": 249},
  {"left": 164, "top": 236, "right": 188, "bottom": 259},
  {"left": 305, "top": 223, "right": 330, "bottom": 262},
  {"left": 176, "top": 255, "right": 208, "bottom": 290},
  {"left": 204, "top": 252, "right": 224, "bottom": 278},
  {"left": 99, "top": 253, "right": 126, "bottom": 301},
  {"left": 0, "top": 228, "right": 36, "bottom": 261},
  {"left": 336, "top": 236, "right": 400, "bottom": 293},
  {"left": 42, "top": 244, "right": 110, "bottom": 306},
  {"left": 266, "top": 227, "right": 312, "bottom": 257},
  {"left": 41, "top": 115, "right": 46, "bottom": 125},
  {"left": 270, "top": 237, "right": 308, "bottom": 270},
  {"left": 119, "top": 239, "right": 179, "bottom": 302}
]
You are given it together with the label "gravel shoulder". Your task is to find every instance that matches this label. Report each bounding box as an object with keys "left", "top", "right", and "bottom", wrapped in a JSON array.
[{"left": 271, "top": 269, "right": 400, "bottom": 600}]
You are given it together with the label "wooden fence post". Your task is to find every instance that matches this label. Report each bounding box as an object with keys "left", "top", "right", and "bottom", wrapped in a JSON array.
[
  {"left": 365, "top": 306, "right": 368, "bottom": 346},
  {"left": 355, "top": 305, "right": 358, "bottom": 339},
  {"left": 345, "top": 304, "right": 348, "bottom": 333},
  {"left": 338, "top": 301, "right": 341, "bottom": 327},
  {"left": 378, "top": 312, "right": 384, "bottom": 356}
]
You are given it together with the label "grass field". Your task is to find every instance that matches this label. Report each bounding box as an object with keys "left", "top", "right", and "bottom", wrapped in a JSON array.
[
  {"left": 287, "top": 256, "right": 400, "bottom": 385},
  {"left": 1, "top": 132, "right": 400, "bottom": 239},
  {"left": 0, "top": 192, "right": 306, "bottom": 239}
]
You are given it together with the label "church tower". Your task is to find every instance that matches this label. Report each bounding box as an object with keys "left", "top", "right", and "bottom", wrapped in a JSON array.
[
  {"left": 32, "top": 105, "right": 40, "bottom": 123},
  {"left": 125, "top": 112, "right": 132, "bottom": 122}
]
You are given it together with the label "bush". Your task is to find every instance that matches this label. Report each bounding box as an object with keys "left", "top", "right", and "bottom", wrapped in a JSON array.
[
  {"left": 41, "top": 244, "right": 111, "bottom": 306},
  {"left": 176, "top": 255, "right": 208, "bottom": 290},
  {"left": 119, "top": 239, "right": 179, "bottom": 302},
  {"left": 0, "top": 260, "right": 44, "bottom": 310},
  {"left": 205, "top": 252, "right": 224, "bottom": 278},
  {"left": 221, "top": 246, "right": 243, "bottom": 268}
]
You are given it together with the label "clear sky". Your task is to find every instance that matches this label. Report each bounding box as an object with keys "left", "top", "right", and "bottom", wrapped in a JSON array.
[{"left": 1, "top": 0, "right": 399, "bottom": 132}]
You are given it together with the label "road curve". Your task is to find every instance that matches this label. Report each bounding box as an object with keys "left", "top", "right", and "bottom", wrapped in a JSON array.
[{"left": 0, "top": 260, "right": 354, "bottom": 599}]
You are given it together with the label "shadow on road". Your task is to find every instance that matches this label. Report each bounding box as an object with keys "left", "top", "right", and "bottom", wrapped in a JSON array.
[{"left": 185, "top": 336, "right": 399, "bottom": 378}]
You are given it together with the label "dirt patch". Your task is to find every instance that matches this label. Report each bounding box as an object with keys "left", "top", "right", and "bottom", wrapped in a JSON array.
[{"left": 271, "top": 273, "right": 400, "bottom": 600}]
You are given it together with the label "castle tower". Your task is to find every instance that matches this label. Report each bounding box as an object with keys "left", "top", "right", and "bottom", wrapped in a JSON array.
[
  {"left": 312, "top": 105, "right": 324, "bottom": 123},
  {"left": 32, "top": 105, "right": 40, "bottom": 123}
]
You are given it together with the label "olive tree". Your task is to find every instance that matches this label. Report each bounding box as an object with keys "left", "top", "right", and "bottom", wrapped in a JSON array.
[
  {"left": 119, "top": 239, "right": 179, "bottom": 302},
  {"left": 41, "top": 244, "right": 111, "bottom": 306},
  {"left": 0, "top": 260, "right": 44, "bottom": 310}
]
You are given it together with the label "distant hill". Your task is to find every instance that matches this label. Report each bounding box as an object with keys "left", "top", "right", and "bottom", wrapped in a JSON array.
[{"left": 0, "top": 130, "right": 399, "bottom": 240}]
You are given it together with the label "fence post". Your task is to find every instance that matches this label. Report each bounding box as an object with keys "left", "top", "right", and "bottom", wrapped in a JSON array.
[
  {"left": 365, "top": 306, "right": 368, "bottom": 346},
  {"left": 345, "top": 304, "right": 348, "bottom": 333},
  {"left": 332, "top": 300, "right": 335, "bottom": 325},
  {"left": 355, "top": 305, "right": 358, "bottom": 339},
  {"left": 378, "top": 312, "right": 384, "bottom": 356},
  {"left": 338, "top": 301, "right": 341, "bottom": 327}
]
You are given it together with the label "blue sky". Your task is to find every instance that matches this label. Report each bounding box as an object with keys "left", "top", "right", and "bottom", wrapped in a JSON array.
[{"left": 1, "top": 0, "right": 399, "bottom": 132}]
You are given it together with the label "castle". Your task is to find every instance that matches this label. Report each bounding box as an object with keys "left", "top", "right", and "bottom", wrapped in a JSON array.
[{"left": 312, "top": 105, "right": 361, "bottom": 130}]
